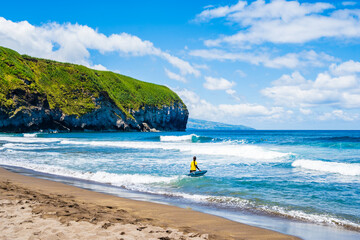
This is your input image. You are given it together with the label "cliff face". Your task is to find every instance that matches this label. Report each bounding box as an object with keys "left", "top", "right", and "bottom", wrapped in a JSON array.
[
  {"left": 0, "top": 95, "right": 188, "bottom": 132},
  {"left": 0, "top": 47, "right": 188, "bottom": 132}
]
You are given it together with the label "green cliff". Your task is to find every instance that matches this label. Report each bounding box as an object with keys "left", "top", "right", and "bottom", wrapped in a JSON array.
[{"left": 0, "top": 46, "right": 188, "bottom": 132}]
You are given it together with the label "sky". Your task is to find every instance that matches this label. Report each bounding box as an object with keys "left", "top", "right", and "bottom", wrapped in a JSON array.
[{"left": 1, "top": 0, "right": 360, "bottom": 130}]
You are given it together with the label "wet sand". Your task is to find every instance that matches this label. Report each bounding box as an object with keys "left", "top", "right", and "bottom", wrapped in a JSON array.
[{"left": 0, "top": 167, "right": 301, "bottom": 240}]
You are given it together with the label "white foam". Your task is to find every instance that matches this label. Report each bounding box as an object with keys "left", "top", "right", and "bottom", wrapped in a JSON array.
[
  {"left": 3, "top": 143, "right": 27, "bottom": 150},
  {"left": 60, "top": 140, "right": 290, "bottom": 161},
  {"left": 223, "top": 139, "right": 247, "bottom": 144},
  {"left": 193, "top": 195, "right": 360, "bottom": 230},
  {"left": 1, "top": 143, "right": 61, "bottom": 154},
  {"left": 160, "top": 134, "right": 197, "bottom": 142},
  {"left": 189, "top": 144, "right": 288, "bottom": 160},
  {"left": 0, "top": 136, "right": 60, "bottom": 143},
  {"left": 292, "top": 159, "right": 360, "bottom": 176},
  {"left": 2, "top": 143, "right": 59, "bottom": 151},
  {"left": 23, "top": 133, "right": 38, "bottom": 138},
  {"left": 0, "top": 160, "right": 178, "bottom": 186},
  {"left": 1, "top": 158, "right": 359, "bottom": 230},
  {"left": 85, "top": 172, "right": 178, "bottom": 186},
  {"left": 261, "top": 203, "right": 360, "bottom": 229},
  {"left": 0, "top": 157, "right": 205, "bottom": 201}
]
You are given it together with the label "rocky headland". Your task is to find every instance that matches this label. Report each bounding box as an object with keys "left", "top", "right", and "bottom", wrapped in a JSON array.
[{"left": 0, "top": 47, "right": 188, "bottom": 132}]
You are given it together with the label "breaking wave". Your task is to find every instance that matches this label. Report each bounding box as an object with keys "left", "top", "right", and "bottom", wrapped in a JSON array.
[
  {"left": 314, "top": 136, "right": 360, "bottom": 142},
  {"left": 292, "top": 159, "right": 360, "bottom": 176},
  {"left": 202, "top": 196, "right": 360, "bottom": 230},
  {"left": 160, "top": 134, "right": 214, "bottom": 143},
  {"left": 0, "top": 136, "right": 59, "bottom": 144},
  {"left": 5, "top": 159, "right": 358, "bottom": 231},
  {"left": 1, "top": 157, "right": 359, "bottom": 232},
  {"left": 60, "top": 140, "right": 290, "bottom": 161},
  {"left": 0, "top": 161, "right": 178, "bottom": 187},
  {"left": 23, "top": 133, "right": 38, "bottom": 138}
]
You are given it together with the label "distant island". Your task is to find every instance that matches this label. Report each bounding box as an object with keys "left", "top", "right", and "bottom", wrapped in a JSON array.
[
  {"left": 0, "top": 46, "right": 188, "bottom": 132},
  {"left": 187, "top": 118, "right": 254, "bottom": 130}
]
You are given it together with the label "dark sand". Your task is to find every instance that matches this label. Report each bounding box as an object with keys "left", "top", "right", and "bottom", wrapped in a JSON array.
[{"left": 0, "top": 167, "right": 301, "bottom": 240}]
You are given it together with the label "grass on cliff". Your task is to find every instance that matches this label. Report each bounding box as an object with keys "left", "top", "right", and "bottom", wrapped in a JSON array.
[{"left": 0, "top": 46, "right": 184, "bottom": 117}]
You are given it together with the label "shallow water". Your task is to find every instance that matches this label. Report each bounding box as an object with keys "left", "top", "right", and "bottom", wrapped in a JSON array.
[{"left": 1, "top": 130, "right": 360, "bottom": 239}]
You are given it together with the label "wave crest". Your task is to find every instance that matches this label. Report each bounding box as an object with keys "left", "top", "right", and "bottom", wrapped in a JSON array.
[
  {"left": 61, "top": 140, "right": 289, "bottom": 161},
  {"left": 160, "top": 134, "right": 214, "bottom": 143},
  {"left": 0, "top": 136, "right": 59, "bottom": 143},
  {"left": 23, "top": 133, "right": 38, "bottom": 138},
  {"left": 292, "top": 159, "right": 360, "bottom": 176},
  {"left": 0, "top": 162, "right": 178, "bottom": 187}
]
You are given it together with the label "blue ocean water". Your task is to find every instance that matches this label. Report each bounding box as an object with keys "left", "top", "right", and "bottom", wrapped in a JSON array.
[{"left": 1, "top": 130, "right": 360, "bottom": 238}]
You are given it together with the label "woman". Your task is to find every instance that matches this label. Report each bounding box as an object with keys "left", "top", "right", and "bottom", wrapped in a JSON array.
[{"left": 190, "top": 156, "right": 201, "bottom": 173}]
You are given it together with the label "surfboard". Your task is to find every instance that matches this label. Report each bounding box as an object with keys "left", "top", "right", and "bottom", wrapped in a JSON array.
[{"left": 187, "top": 170, "right": 207, "bottom": 177}]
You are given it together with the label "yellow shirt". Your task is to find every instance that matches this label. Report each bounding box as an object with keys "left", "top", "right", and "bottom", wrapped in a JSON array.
[{"left": 190, "top": 160, "right": 197, "bottom": 171}]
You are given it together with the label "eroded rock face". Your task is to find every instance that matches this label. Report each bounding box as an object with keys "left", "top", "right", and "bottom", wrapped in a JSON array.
[
  {"left": 132, "top": 102, "right": 188, "bottom": 131},
  {"left": 0, "top": 93, "right": 188, "bottom": 132}
]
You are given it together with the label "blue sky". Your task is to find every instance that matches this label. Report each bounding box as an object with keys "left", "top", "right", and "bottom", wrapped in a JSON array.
[{"left": 1, "top": 0, "right": 360, "bottom": 129}]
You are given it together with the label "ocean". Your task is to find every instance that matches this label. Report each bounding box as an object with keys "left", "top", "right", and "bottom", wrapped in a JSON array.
[{"left": 1, "top": 130, "right": 360, "bottom": 239}]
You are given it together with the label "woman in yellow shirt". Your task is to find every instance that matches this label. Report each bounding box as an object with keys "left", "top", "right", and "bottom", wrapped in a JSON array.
[{"left": 190, "top": 156, "right": 201, "bottom": 173}]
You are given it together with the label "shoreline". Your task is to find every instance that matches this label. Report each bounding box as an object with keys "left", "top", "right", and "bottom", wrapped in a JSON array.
[{"left": 0, "top": 167, "right": 300, "bottom": 240}]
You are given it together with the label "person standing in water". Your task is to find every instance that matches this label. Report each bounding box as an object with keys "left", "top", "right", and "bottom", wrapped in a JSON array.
[{"left": 190, "top": 156, "right": 201, "bottom": 173}]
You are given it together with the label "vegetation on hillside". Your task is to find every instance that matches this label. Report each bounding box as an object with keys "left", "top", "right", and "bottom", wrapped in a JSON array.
[{"left": 0, "top": 46, "right": 184, "bottom": 117}]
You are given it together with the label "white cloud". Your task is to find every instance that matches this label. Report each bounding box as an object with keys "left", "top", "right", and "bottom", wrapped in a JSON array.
[
  {"left": 176, "top": 89, "right": 200, "bottom": 104},
  {"left": 196, "top": 0, "right": 360, "bottom": 47},
  {"left": 226, "top": 89, "right": 236, "bottom": 95},
  {"left": 272, "top": 71, "right": 307, "bottom": 86},
  {"left": 0, "top": 17, "right": 199, "bottom": 76},
  {"left": 225, "top": 89, "right": 241, "bottom": 101},
  {"left": 176, "top": 89, "right": 285, "bottom": 121},
  {"left": 190, "top": 48, "right": 260, "bottom": 63},
  {"left": 161, "top": 52, "right": 200, "bottom": 76},
  {"left": 235, "top": 69, "right": 247, "bottom": 78},
  {"left": 342, "top": 92, "right": 360, "bottom": 108},
  {"left": 330, "top": 60, "right": 360, "bottom": 75},
  {"left": 266, "top": 50, "right": 337, "bottom": 68},
  {"left": 218, "top": 103, "right": 284, "bottom": 118},
  {"left": 262, "top": 61, "right": 360, "bottom": 109},
  {"left": 262, "top": 84, "right": 338, "bottom": 108},
  {"left": 175, "top": 89, "right": 219, "bottom": 120},
  {"left": 195, "top": 1, "right": 247, "bottom": 22},
  {"left": 193, "top": 63, "right": 209, "bottom": 70},
  {"left": 313, "top": 73, "right": 357, "bottom": 89},
  {"left": 342, "top": 2, "right": 357, "bottom": 6},
  {"left": 190, "top": 49, "right": 336, "bottom": 69},
  {"left": 318, "top": 110, "right": 358, "bottom": 121},
  {"left": 203, "top": 76, "right": 235, "bottom": 90},
  {"left": 300, "top": 108, "right": 312, "bottom": 115},
  {"left": 91, "top": 64, "right": 108, "bottom": 71},
  {"left": 164, "top": 68, "right": 187, "bottom": 83},
  {"left": 228, "top": 0, "right": 333, "bottom": 22},
  {"left": 203, "top": 76, "right": 239, "bottom": 100}
]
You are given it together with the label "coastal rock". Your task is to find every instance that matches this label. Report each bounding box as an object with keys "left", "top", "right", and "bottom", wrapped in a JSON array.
[
  {"left": 0, "top": 92, "right": 188, "bottom": 132},
  {"left": 0, "top": 46, "right": 188, "bottom": 132}
]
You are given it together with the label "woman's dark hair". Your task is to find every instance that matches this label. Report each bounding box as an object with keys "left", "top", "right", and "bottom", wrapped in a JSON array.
[{"left": 193, "top": 156, "right": 196, "bottom": 160}]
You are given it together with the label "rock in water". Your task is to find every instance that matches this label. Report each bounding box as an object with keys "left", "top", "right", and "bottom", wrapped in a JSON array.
[{"left": 0, "top": 46, "right": 188, "bottom": 132}]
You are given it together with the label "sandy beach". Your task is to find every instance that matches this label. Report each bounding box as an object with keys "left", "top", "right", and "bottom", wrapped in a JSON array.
[{"left": 0, "top": 167, "right": 301, "bottom": 240}]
